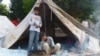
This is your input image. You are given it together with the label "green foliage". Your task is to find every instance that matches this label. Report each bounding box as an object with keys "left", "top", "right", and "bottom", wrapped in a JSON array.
[
  {"left": 22, "top": 0, "right": 36, "bottom": 14},
  {"left": 10, "top": 0, "right": 36, "bottom": 20},
  {"left": 54, "top": 0, "right": 95, "bottom": 22},
  {"left": 10, "top": 0, "right": 25, "bottom": 20},
  {"left": 0, "top": 4, "right": 9, "bottom": 16}
]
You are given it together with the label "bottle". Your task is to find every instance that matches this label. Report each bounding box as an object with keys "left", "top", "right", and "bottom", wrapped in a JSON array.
[{"left": 18, "top": 46, "right": 21, "bottom": 53}]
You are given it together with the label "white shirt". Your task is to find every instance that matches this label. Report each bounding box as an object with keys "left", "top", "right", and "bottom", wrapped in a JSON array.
[
  {"left": 28, "top": 14, "right": 42, "bottom": 32},
  {"left": 40, "top": 36, "right": 55, "bottom": 48}
]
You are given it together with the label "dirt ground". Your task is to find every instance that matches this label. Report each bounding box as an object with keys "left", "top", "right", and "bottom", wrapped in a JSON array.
[
  {"left": 30, "top": 54, "right": 50, "bottom": 56},
  {"left": 87, "top": 53, "right": 100, "bottom": 56},
  {"left": 29, "top": 52, "right": 100, "bottom": 56},
  {"left": 67, "top": 52, "right": 100, "bottom": 56},
  {"left": 29, "top": 54, "right": 100, "bottom": 56}
]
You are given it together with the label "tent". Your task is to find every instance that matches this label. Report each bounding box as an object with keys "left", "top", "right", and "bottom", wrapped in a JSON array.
[
  {"left": 0, "top": 0, "right": 100, "bottom": 53},
  {"left": 0, "top": 16, "right": 15, "bottom": 38},
  {"left": 96, "top": 20, "right": 100, "bottom": 36},
  {"left": 0, "top": 16, "right": 16, "bottom": 47}
]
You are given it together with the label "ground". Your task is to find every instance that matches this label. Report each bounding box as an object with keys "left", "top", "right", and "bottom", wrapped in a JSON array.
[
  {"left": 27, "top": 49, "right": 100, "bottom": 56},
  {"left": 29, "top": 52, "right": 100, "bottom": 56},
  {"left": 30, "top": 54, "right": 50, "bottom": 56}
]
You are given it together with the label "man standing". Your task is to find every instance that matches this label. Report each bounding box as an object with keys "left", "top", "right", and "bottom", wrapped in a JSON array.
[{"left": 28, "top": 7, "right": 42, "bottom": 54}]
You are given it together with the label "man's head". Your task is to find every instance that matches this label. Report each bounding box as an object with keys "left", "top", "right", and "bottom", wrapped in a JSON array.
[
  {"left": 33, "top": 7, "right": 40, "bottom": 15},
  {"left": 39, "top": 32, "right": 47, "bottom": 41}
]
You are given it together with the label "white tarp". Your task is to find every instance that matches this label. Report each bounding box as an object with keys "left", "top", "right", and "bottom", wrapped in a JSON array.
[
  {"left": 0, "top": 16, "right": 16, "bottom": 47},
  {"left": 0, "top": 16, "right": 15, "bottom": 37},
  {"left": 87, "top": 36, "right": 100, "bottom": 53}
]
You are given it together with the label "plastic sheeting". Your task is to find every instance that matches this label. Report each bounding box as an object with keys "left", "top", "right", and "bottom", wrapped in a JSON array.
[
  {"left": 0, "top": 16, "right": 16, "bottom": 47},
  {"left": 0, "top": 16, "right": 15, "bottom": 37},
  {"left": 0, "top": 48, "right": 27, "bottom": 56}
]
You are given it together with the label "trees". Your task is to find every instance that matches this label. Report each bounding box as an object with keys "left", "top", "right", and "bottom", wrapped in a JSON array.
[
  {"left": 0, "top": 4, "right": 9, "bottom": 16},
  {"left": 22, "top": 0, "right": 36, "bottom": 15},
  {"left": 54, "top": 0, "right": 95, "bottom": 22},
  {"left": 10, "top": 0, "right": 36, "bottom": 20},
  {"left": 10, "top": 0, "right": 95, "bottom": 22},
  {"left": 10, "top": 0, "right": 24, "bottom": 20}
]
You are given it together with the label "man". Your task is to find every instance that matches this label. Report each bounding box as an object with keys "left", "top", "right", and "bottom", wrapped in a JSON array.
[
  {"left": 28, "top": 7, "right": 42, "bottom": 54},
  {"left": 39, "top": 32, "right": 61, "bottom": 55}
]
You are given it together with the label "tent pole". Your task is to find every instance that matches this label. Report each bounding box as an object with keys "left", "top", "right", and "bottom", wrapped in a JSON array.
[
  {"left": 43, "top": 2, "right": 47, "bottom": 33},
  {"left": 50, "top": 10, "right": 52, "bottom": 21}
]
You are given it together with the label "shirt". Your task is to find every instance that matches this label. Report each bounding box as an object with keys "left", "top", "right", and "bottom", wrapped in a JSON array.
[
  {"left": 40, "top": 36, "right": 55, "bottom": 48},
  {"left": 11, "top": 19, "right": 19, "bottom": 26},
  {"left": 28, "top": 13, "right": 42, "bottom": 32}
]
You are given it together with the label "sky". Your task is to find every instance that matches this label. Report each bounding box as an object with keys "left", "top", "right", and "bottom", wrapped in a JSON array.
[{"left": 2, "top": 0, "right": 10, "bottom": 7}]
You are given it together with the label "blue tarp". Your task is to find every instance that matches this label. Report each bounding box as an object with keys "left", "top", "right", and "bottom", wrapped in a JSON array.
[{"left": 0, "top": 48, "right": 27, "bottom": 56}]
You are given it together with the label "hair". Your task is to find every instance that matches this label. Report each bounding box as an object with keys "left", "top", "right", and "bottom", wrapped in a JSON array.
[
  {"left": 39, "top": 32, "right": 47, "bottom": 38},
  {"left": 39, "top": 32, "right": 47, "bottom": 42},
  {"left": 34, "top": 7, "right": 40, "bottom": 11}
]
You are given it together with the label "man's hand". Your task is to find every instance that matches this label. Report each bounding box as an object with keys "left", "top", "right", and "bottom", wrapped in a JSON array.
[
  {"left": 36, "top": 25, "right": 40, "bottom": 28},
  {"left": 34, "top": 23, "right": 40, "bottom": 28}
]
